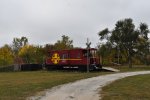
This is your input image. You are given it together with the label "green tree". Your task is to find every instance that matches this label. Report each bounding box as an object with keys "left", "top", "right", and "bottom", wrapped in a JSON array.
[
  {"left": 54, "top": 35, "right": 73, "bottom": 50},
  {"left": 18, "top": 45, "right": 45, "bottom": 64},
  {"left": 97, "top": 42, "right": 113, "bottom": 65},
  {"left": 0, "top": 45, "right": 14, "bottom": 66},
  {"left": 43, "top": 44, "right": 55, "bottom": 55},
  {"left": 19, "top": 45, "right": 35, "bottom": 63},
  {"left": 12, "top": 36, "right": 28, "bottom": 54},
  {"left": 34, "top": 46, "right": 45, "bottom": 64},
  {"left": 136, "top": 23, "right": 150, "bottom": 65},
  {"left": 99, "top": 18, "right": 149, "bottom": 68}
]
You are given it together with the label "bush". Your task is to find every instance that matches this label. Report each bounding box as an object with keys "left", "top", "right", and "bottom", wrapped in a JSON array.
[
  {"left": 0, "top": 65, "right": 14, "bottom": 72},
  {"left": 20, "top": 64, "right": 42, "bottom": 71}
]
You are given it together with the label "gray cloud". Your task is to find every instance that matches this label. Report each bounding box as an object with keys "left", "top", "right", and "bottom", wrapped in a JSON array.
[{"left": 0, "top": 0, "right": 150, "bottom": 47}]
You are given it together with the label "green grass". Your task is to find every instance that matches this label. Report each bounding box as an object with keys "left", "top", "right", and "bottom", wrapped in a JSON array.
[
  {"left": 101, "top": 74, "right": 150, "bottom": 100},
  {"left": 0, "top": 65, "right": 150, "bottom": 100},
  {"left": 0, "top": 71, "right": 111, "bottom": 100},
  {"left": 110, "top": 65, "right": 150, "bottom": 72}
]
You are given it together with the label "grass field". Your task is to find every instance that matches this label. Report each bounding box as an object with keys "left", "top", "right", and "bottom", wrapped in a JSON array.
[
  {"left": 0, "top": 65, "right": 150, "bottom": 100},
  {"left": 101, "top": 65, "right": 150, "bottom": 100},
  {"left": 0, "top": 71, "right": 111, "bottom": 100},
  {"left": 111, "top": 65, "right": 150, "bottom": 72},
  {"left": 101, "top": 74, "right": 150, "bottom": 100}
]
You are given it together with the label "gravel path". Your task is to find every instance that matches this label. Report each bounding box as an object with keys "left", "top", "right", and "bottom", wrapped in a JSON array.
[{"left": 28, "top": 71, "right": 150, "bottom": 100}]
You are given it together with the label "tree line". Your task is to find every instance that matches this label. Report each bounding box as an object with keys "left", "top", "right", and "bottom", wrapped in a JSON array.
[
  {"left": 0, "top": 18, "right": 150, "bottom": 68},
  {"left": 0, "top": 35, "right": 73, "bottom": 67}
]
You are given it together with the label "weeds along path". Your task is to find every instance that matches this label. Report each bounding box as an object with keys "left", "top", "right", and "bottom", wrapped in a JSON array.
[{"left": 28, "top": 71, "right": 150, "bottom": 100}]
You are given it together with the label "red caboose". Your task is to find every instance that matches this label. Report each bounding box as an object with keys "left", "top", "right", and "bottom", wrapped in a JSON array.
[{"left": 45, "top": 48, "right": 102, "bottom": 71}]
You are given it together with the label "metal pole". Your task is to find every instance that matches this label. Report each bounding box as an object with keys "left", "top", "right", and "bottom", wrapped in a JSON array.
[
  {"left": 86, "top": 38, "right": 91, "bottom": 73},
  {"left": 87, "top": 46, "right": 89, "bottom": 73}
]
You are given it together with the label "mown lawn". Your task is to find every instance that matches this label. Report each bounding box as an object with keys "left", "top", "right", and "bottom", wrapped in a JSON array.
[
  {"left": 111, "top": 65, "right": 150, "bottom": 72},
  {"left": 101, "top": 74, "right": 150, "bottom": 100},
  {"left": 0, "top": 65, "right": 150, "bottom": 100},
  {"left": 0, "top": 71, "right": 111, "bottom": 100}
]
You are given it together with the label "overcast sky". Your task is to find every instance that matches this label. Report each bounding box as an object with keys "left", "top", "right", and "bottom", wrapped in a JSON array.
[{"left": 0, "top": 0, "right": 150, "bottom": 48}]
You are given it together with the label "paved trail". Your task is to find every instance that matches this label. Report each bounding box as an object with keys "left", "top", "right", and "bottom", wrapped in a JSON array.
[{"left": 28, "top": 71, "right": 150, "bottom": 100}]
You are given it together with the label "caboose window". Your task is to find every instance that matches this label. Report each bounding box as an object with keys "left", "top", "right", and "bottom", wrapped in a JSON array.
[
  {"left": 61, "top": 54, "right": 69, "bottom": 59},
  {"left": 83, "top": 50, "right": 87, "bottom": 57},
  {"left": 83, "top": 49, "right": 97, "bottom": 57},
  {"left": 90, "top": 49, "right": 97, "bottom": 57}
]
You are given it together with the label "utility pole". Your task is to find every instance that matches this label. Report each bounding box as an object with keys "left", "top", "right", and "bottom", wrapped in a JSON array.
[{"left": 86, "top": 38, "right": 91, "bottom": 73}]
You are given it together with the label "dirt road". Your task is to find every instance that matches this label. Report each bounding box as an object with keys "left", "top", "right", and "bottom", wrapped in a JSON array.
[{"left": 28, "top": 71, "right": 150, "bottom": 100}]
